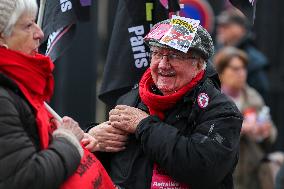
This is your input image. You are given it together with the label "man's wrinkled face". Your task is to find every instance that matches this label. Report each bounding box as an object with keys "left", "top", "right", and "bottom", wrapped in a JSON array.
[{"left": 150, "top": 47, "right": 203, "bottom": 95}]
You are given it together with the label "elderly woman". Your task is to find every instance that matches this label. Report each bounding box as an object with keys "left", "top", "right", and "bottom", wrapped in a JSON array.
[
  {"left": 214, "top": 47, "right": 277, "bottom": 189},
  {"left": 85, "top": 17, "right": 242, "bottom": 189},
  {"left": 0, "top": 0, "right": 114, "bottom": 188}
]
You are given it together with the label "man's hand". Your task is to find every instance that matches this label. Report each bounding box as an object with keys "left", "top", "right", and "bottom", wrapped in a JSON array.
[
  {"left": 109, "top": 105, "right": 149, "bottom": 133},
  {"left": 84, "top": 121, "right": 128, "bottom": 152}
]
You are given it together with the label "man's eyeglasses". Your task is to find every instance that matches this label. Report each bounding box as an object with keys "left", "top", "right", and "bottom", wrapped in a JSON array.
[{"left": 150, "top": 50, "right": 199, "bottom": 61}]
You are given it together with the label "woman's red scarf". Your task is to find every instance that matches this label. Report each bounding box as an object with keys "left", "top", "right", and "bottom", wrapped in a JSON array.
[
  {"left": 0, "top": 47, "right": 115, "bottom": 189},
  {"left": 139, "top": 68, "right": 204, "bottom": 120},
  {"left": 0, "top": 47, "right": 54, "bottom": 149}
]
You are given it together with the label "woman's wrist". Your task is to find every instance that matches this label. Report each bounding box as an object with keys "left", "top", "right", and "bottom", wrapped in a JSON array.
[{"left": 53, "top": 128, "right": 84, "bottom": 158}]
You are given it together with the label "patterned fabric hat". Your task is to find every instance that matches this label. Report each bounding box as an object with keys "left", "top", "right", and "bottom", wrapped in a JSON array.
[{"left": 144, "top": 18, "right": 214, "bottom": 60}]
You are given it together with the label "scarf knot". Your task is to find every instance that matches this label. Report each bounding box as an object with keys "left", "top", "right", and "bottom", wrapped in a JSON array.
[{"left": 139, "top": 68, "right": 204, "bottom": 120}]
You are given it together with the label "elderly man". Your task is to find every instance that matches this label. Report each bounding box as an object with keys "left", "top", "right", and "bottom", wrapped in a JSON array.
[{"left": 85, "top": 16, "right": 242, "bottom": 189}]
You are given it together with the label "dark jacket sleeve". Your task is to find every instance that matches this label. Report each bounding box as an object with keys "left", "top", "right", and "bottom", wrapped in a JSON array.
[
  {"left": 0, "top": 95, "right": 81, "bottom": 189},
  {"left": 135, "top": 94, "right": 242, "bottom": 188}
]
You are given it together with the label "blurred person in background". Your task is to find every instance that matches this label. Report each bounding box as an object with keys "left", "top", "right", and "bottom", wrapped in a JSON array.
[
  {"left": 83, "top": 17, "right": 243, "bottom": 189},
  {"left": 215, "top": 9, "right": 270, "bottom": 103},
  {"left": 0, "top": 0, "right": 114, "bottom": 188},
  {"left": 214, "top": 47, "right": 278, "bottom": 189},
  {"left": 275, "top": 161, "right": 284, "bottom": 189}
]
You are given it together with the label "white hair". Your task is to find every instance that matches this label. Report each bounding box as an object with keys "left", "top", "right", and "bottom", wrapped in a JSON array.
[
  {"left": 201, "top": 61, "right": 207, "bottom": 70},
  {"left": 2, "top": 0, "right": 38, "bottom": 36}
]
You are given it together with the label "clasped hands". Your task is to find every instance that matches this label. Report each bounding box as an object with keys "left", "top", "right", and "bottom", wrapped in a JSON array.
[{"left": 82, "top": 105, "right": 149, "bottom": 152}]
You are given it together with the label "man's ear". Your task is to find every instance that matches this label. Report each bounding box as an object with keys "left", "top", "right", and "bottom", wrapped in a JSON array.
[{"left": 196, "top": 59, "right": 205, "bottom": 70}]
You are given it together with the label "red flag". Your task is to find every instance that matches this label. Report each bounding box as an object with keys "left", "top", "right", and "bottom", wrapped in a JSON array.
[{"left": 60, "top": 148, "right": 115, "bottom": 189}]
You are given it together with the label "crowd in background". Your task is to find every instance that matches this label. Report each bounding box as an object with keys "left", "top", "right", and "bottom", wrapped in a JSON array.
[{"left": 212, "top": 7, "right": 284, "bottom": 189}]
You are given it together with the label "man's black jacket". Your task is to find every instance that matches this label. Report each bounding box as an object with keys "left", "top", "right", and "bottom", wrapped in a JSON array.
[{"left": 100, "top": 65, "right": 243, "bottom": 189}]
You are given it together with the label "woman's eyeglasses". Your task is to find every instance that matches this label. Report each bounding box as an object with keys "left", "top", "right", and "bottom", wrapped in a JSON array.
[{"left": 227, "top": 65, "right": 246, "bottom": 72}]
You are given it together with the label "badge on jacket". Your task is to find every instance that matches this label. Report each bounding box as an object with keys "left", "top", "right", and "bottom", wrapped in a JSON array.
[{"left": 197, "top": 93, "right": 209, "bottom": 108}]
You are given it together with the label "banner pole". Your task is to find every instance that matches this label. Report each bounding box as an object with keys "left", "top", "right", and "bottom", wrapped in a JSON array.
[
  {"left": 37, "top": 0, "right": 47, "bottom": 28},
  {"left": 44, "top": 102, "right": 63, "bottom": 122}
]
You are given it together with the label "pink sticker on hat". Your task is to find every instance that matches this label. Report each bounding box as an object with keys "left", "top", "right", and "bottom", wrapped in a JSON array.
[
  {"left": 144, "top": 24, "right": 171, "bottom": 40},
  {"left": 160, "top": 15, "right": 200, "bottom": 53}
]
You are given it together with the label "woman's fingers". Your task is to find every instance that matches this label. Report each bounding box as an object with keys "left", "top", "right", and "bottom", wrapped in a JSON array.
[
  {"left": 97, "top": 139, "right": 127, "bottom": 152},
  {"left": 104, "top": 146, "right": 126, "bottom": 153},
  {"left": 50, "top": 118, "right": 61, "bottom": 128},
  {"left": 85, "top": 141, "right": 97, "bottom": 151},
  {"left": 82, "top": 133, "right": 100, "bottom": 152},
  {"left": 96, "top": 132, "right": 128, "bottom": 142},
  {"left": 103, "top": 140, "right": 127, "bottom": 148}
]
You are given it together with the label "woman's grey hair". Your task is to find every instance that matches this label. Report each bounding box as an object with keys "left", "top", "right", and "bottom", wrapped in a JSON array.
[{"left": 2, "top": 0, "right": 38, "bottom": 37}]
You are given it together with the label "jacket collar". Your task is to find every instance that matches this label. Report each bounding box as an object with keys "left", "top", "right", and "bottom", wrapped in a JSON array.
[
  {"left": 0, "top": 72, "right": 21, "bottom": 93},
  {"left": 183, "top": 62, "right": 220, "bottom": 102}
]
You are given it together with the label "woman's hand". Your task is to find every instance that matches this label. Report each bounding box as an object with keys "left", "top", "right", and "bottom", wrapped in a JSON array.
[
  {"left": 81, "top": 133, "right": 100, "bottom": 152},
  {"left": 52, "top": 116, "right": 85, "bottom": 157},
  {"left": 85, "top": 121, "right": 128, "bottom": 152},
  {"left": 52, "top": 116, "right": 84, "bottom": 141},
  {"left": 109, "top": 105, "right": 149, "bottom": 133}
]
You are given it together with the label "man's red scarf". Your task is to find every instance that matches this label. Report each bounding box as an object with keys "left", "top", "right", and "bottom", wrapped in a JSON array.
[
  {"left": 0, "top": 47, "right": 114, "bottom": 189},
  {"left": 139, "top": 68, "right": 204, "bottom": 120}
]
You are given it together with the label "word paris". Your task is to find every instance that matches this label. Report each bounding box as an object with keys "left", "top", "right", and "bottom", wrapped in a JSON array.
[
  {"left": 60, "top": 0, "right": 72, "bottom": 13},
  {"left": 128, "top": 26, "right": 149, "bottom": 69}
]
